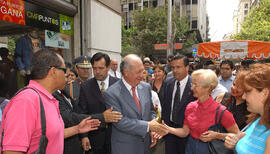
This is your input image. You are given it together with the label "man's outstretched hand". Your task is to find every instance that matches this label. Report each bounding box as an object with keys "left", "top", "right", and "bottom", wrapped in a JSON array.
[
  {"left": 78, "top": 117, "right": 101, "bottom": 134},
  {"left": 103, "top": 107, "right": 122, "bottom": 123},
  {"left": 149, "top": 118, "right": 169, "bottom": 137}
]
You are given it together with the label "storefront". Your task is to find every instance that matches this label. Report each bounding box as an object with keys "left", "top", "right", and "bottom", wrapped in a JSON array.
[
  {"left": 0, "top": 0, "right": 76, "bottom": 59},
  {"left": 0, "top": 0, "right": 77, "bottom": 97}
]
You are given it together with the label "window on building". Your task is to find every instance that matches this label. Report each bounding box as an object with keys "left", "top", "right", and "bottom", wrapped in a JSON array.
[
  {"left": 129, "top": 3, "right": 133, "bottom": 11},
  {"left": 244, "top": 10, "right": 248, "bottom": 15},
  {"left": 185, "top": 0, "right": 191, "bottom": 5},
  {"left": 152, "top": 0, "right": 157, "bottom": 7},
  {"left": 143, "top": 1, "right": 148, "bottom": 7},
  {"left": 192, "top": 20, "right": 197, "bottom": 29},
  {"left": 244, "top": 17, "right": 246, "bottom": 21},
  {"left": 192, "top": 0, "right": 198, "bottom": 4},
  {"left": 185, "top": 0, "right": 197, "bottom": 4},
  {"left": 244, "top": 3, "right": 248, "bottom": 8}
]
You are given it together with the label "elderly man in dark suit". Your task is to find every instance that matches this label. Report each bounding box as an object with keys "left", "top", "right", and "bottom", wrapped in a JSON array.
[
  {"left": 79, "top": 52, "right": 122, "bottom": 154},
  {"left": 104, "top": 54, "right": 168, "bottom": 154},
  {"left": 161, "top": 55, "right": 196, "bottom": 154}
]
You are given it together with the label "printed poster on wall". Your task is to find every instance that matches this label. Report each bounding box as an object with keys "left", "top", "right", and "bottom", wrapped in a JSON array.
[
  {"left": 45, "top": 30, "right": 70, "bottom": 49},
  {"left": 60, "top": 14, "right": 73, "bottom": 35},
  {"left": 0, "top": 0, "right": 25, "bottom": 25}
]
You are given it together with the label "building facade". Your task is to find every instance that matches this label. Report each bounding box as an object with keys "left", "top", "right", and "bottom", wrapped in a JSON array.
[
  {"left": 0, "top": 0, "right": 122, "bottom": 64},
  {"left": 232, "top": 0, "right": 250, "bottom": 34},
  {"left": 121, "top": 0, "right": 208, "bottom": 43},
  {"left": 80, "top": 0, "right": 122, "bottom": 63}
]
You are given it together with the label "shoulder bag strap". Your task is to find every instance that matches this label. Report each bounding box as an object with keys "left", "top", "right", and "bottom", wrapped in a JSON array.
[
  {"left": 26, "top": 87, "right": 46, "bottom": 137},
  {"left": 217, "top": 106, "right": 227, "bottom": 131},
  {"left": 215, "top": 105, "right": 221, "bottom": 124},
  {"left": 1, "top": 87, "right": 46, "bottom": 149}
]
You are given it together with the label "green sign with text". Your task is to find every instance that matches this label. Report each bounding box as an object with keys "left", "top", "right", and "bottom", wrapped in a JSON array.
[{"left": 59, "top": 14, "right": 73, "bottom": 35}]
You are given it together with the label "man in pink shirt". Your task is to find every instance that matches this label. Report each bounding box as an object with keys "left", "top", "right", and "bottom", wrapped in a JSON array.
[{"left": 1, "top": 49, "right": 100, "bottom": 154}]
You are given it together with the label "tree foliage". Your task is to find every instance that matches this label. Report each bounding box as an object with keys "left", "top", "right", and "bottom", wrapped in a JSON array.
[
  {"left": 233, "top": 0, "right": 270, "bottom": 41},
  {"left": 121, "top": 6, "right": 197, "bottom": 57}
]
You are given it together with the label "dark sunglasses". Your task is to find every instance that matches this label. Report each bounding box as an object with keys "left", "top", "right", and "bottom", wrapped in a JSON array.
[{"left": 49, "top": 66, "right": 67, "bottom": 73}]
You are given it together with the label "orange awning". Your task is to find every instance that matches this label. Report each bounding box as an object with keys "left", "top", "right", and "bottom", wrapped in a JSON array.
[{"left": 197, "top": 40, "right": 270, "bottom": 59}]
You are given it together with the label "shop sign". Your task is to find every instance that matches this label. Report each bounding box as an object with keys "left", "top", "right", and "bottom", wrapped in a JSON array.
[
  {"left": 45, "top": 30, "right": 70, "bottom": 49},
  {"left": 24, "top": 2, "right": 60, "bottom": 32},
  {"left": 60, "top": 14, "right": 73, "bottom": 35},
  {"left": 0, "top": 0, "right": 25, "bottom": 25}
]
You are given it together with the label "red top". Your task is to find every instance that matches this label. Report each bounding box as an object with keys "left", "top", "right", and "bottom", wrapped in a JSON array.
[
  {"left": 1, "top": 80, "right": 64, "bottom": 154},
  {"left": 184, "top": 96, "right": 236, "bottom": 139}
]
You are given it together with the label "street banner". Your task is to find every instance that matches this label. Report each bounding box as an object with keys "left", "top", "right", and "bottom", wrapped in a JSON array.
[
  {"left": 25, "top": 1, "right": 60, "bottom": 32},
  {"left": 154, "top": 43, "right": 183, "bottom": 50},
  {"left": 0, "top": 0, "right": 25, "bottom": 25},
  {"left": 45, "top": 30, "right": 70, "bottom": 49}
]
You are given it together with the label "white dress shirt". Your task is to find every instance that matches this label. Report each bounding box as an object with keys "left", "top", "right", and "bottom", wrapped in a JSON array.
[
  {"left": 109, "top": 69, "right": 122, "bottom": 78},
  {"left": 97, "top": 75, "right": 110, "bottom": 91},
  {"left": 170, "top": 75, "right": 189, "bottom": 122},
  {"left": 122, "top": 78, "right": 139, "bottom": 100}
]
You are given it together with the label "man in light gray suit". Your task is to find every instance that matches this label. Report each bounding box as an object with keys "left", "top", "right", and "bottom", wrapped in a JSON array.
[{"left": 104, "top": 54, "right": 168, "bottom": 154}]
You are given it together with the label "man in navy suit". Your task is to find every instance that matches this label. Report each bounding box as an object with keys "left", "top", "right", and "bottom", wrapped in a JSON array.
[
  {"left": 79, "top": 52, "right": 122, "bottom": 154},
  {"left": 161, "top": 55, "right": 196, "bottom": 154}
]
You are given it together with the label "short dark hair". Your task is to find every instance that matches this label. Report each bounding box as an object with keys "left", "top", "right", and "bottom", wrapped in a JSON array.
[
  {"left": 90, "top": 52, "right": 110, "bottom": 67},
  {"left": 65, "top": 62, "right": 72, "bottom": 69},
  {"left": 30, "top": 49, "right": 62, "bottom": 80},
  {"left": 172, "top": 55, "right": 189, "bottom": 66},
  {"left": 220, "top": 59, "right": 233, "bottom": 69}
]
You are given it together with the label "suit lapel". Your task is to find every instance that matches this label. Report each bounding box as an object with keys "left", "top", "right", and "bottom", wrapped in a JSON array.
[
  {"left": 137, "top": 84, "right": 144, "bottom": 118},
  {"left": 178, "top": 76, "right": 192, "bottom": 110},
  {"left": 167, "top": 78, "right": 176, "bottom": 111},
  {"left": 120, "top": 80, "right": 141, "bottom": 116},
  {"left": 92, "top": 78, "right": 104, "bottom": 103}
]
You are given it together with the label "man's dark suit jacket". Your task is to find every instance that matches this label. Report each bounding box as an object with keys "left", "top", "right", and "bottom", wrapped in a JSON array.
[
  {"left": 161, "top": 76, "right": 196, "bottom": 154},
  {"left": 79, "top": 76, "right": 118, "bottom": 150},
  {"left": 53, "top": 91, "right": 103, "bottom": 154}
]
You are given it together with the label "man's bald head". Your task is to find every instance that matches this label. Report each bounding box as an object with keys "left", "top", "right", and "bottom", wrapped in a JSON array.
[
  {"left": 120, "top": 54, "right": 142, "bottom": 74},
  {"left": 120, "top": 54, "right": 144, "bottom": 87}
]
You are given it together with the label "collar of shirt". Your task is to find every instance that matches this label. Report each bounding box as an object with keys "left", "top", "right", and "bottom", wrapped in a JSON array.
[
  {"left": 174, "top": 75, "right": 189, "bottom": 98},
  {"left": 122, "top": 78, "right": 139, "bottom": 99},
  {"left": 28, "top": 80, "right": 55, "bottom": 101},
  {"left": 97, "top": 75, "right": 110, "bottom": 91},
  {"left": 109, "top": 69, "right": 121, "bottom": 78},
  {"left": 219, "top": 75, "right": 235, "bottom": 82},
  {"left": 196, "top": 96, "right": 215, "bottom": 109}
]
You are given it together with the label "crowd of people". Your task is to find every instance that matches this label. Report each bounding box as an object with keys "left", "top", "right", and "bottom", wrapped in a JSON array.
[{"left": 0, "top": 47, "right": 270, "bottom": 154}]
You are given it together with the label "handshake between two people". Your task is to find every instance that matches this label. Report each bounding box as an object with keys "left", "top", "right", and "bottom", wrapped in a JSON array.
[{"left": 149, "top": 118, "right": 169, "bottom": 148}]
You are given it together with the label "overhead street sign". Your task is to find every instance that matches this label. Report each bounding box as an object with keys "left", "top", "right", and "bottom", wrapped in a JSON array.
[{"left": 154, "top": 43, "right": 183, "bottom": 50}]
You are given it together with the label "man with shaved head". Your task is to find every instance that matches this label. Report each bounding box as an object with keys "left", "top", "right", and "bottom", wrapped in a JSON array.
[{"left": 104, "top": 54, "right": 168, "bottom": 154}]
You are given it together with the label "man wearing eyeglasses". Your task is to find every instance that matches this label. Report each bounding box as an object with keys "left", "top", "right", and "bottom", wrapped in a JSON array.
[
  {"left": 1, "top": 49, "right": 100, "bottom": 154},
  {"left": 219, "top": 60, "right": 235, "bottom": 92}
]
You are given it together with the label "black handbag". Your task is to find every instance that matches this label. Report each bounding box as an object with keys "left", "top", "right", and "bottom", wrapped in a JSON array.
[
  {"left": 1, "top": 87, "right": 48, "bottom": 154},
  {"left": 208, "top": 105, "right": 235, "bottom": 154}
]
